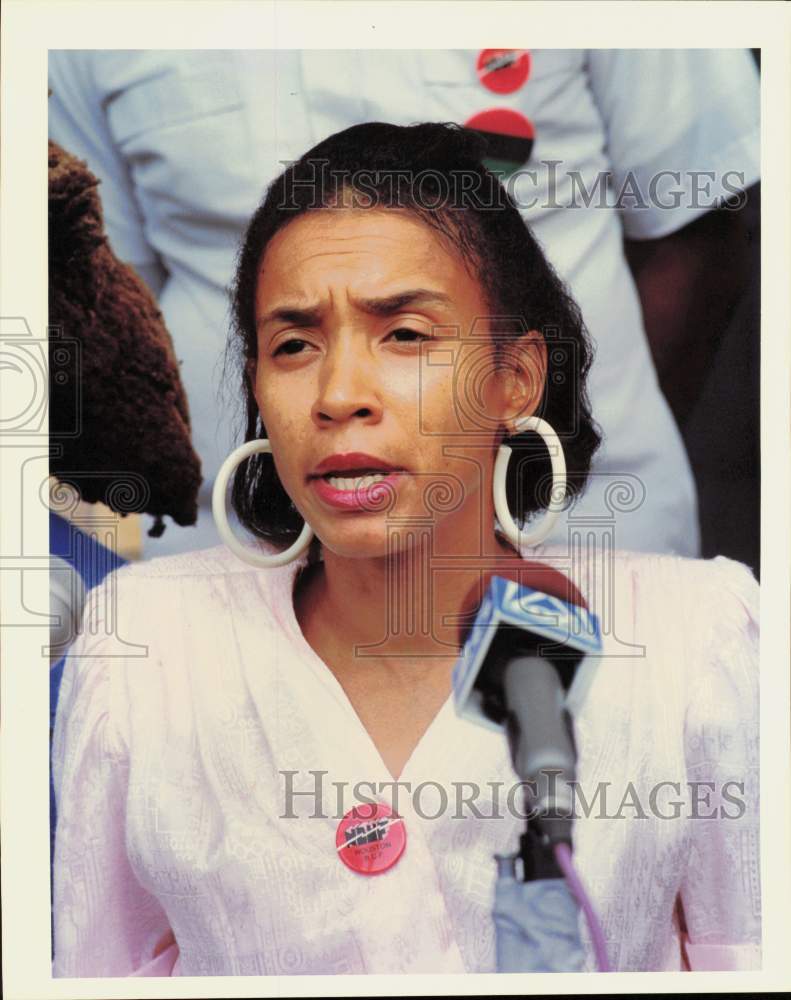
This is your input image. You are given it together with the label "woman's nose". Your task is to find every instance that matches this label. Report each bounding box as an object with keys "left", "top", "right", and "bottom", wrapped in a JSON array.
[{"left": 310, "top": 340, "right": 383, "bottom": 426}]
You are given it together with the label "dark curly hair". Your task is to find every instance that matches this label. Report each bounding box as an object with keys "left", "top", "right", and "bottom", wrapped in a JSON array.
[{"left": 226, "top": 121, "right": 601, "bottom": 549}]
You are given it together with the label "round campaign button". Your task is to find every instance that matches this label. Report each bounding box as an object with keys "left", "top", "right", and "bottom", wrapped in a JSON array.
[
  {"left": 464, "top": 107, "right": 535, "bottom": 170},
  {"left": 335, "top": 802, "right": 406, "bottom": 875},
  {"left": 476, "top": 49, "right": 531, "bottom": 94}
]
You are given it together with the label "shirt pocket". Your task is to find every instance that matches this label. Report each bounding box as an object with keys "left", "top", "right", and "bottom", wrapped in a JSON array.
[
  {"left": 106, "top": 67, "right": 244, "bottom": 145},
  {"left": 414, "top": 50, "right": 486, "bottom": 122},
  {"left": 417, "top": 49, "right": 486, "bottom": 117},
  {"left": 104, "top": 65, "right": 265, "bottom": 243},
  {"left": 416, "top": 50, "right": 480, "bottom": 88}
]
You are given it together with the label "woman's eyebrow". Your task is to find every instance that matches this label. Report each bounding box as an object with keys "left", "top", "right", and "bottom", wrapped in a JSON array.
[
  {"left": 257, "top": 305, "right": 322, "bottom": 330},
  {"left": 355, "top": 289, "right": 453, "bottom": 316},
  {"left": 257, "top": 289, "right": 452, "bottom": 329}
]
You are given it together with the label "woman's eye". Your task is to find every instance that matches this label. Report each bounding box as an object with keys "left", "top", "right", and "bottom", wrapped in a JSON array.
[
  {"left": 388, "top": 328, "right": 430, "bottom": 343},
  {"left": 273, "top": 339, "right": 309, "bottom": 356}
]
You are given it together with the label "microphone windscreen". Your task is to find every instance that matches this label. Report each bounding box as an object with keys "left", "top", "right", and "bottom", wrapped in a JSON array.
[
  {"left": 452, "top": 560, "right": 601, "bottom": 732},
  {"left": 457, "top": 559, "right": 587, "bottom": 648}
]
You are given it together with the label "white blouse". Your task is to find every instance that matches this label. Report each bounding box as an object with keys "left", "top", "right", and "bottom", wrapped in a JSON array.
[{"left": 51, "top": 543, "right": 761, "bottom": 976}]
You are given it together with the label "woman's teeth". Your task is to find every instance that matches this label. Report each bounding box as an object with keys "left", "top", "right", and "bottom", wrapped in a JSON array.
[{"left": 323, "top": 472, "right": 392, "bottom": 491}]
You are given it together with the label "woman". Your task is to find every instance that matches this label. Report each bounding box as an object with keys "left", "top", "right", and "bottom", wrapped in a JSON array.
[{"left": 52, "top": 123, "right": 760, "bottom": 976}]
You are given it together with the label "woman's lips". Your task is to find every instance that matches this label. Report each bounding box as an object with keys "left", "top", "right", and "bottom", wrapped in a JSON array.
[{"left": 310, "top": 472, "right": 405, "bottom": 510}]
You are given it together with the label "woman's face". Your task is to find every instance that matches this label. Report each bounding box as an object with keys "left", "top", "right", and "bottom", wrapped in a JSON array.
[{"left": 251, "top": 207, "right": 545, "bottom": 558}]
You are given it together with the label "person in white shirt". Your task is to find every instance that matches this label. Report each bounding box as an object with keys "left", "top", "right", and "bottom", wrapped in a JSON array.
[
  {"left": 52, "top": 122, "right": 760, "bottom": 977},
  {"left": 47, "top": 48, "right": 760, "bottom": 558}
]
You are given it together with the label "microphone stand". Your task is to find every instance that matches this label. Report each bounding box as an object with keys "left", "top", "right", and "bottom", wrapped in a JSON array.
[
  {"left": 485, "top": 651, "right": 608, "bottom": 972},
  {"left": 492, "top": 809, "right": 587, "bottom": 972},
  {"left": 475, "top": 646, "right": 587, "bottom": 971}
]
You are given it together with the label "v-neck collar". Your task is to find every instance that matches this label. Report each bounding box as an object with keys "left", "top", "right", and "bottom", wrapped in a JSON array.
[{"left": 273, "top": 555, "right": 457, "bottom": 786}]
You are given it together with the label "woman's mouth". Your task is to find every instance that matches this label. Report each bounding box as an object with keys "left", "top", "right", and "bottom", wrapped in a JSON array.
[
  {"left": 322, "top": 471, "right": 391, "bottom": 490},
  {"left": 310, "top": 470, "right": 405, "bottom": 510}
]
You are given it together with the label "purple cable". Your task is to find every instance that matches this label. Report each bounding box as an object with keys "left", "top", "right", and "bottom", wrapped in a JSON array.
[{"left": 553, "top": 841, "right": 611, "bottom": 972}]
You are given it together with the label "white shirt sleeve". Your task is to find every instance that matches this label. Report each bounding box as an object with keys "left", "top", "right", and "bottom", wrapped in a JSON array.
[
  {"left": 585, "top": 49, "right": 760, "bottom": 239},
  {"left": 678, "top": 556, "right": 761, "bottom": 970},
  {"left": 51, "top": 578, "right": 176, "bottom": 977},
  {"left": 48, "top": 51, "right": 167, "bottom": 295}
]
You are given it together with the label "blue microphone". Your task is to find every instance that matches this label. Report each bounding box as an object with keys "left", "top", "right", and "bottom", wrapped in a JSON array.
[{"left": 453, "top": 562, "right": 602, "bottom": 844}]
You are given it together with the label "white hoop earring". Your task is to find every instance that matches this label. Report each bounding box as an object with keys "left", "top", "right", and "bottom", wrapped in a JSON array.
[
  {"left": 212, "top": 439, "right": 315, "bottom": 568},
  {"left": 493, "top": 415, "right": 566, "bottom": 549}
]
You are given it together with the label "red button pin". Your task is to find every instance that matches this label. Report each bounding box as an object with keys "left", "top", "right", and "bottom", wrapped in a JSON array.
[
  {"left": 464, "top": 107, "right": 535, "bottom": 167},
  {"left": 336, "top": 802, "right": 406, "bottom": 875},
  {"left": 477, "top": 49, "right": 531, "bottom": 94}
]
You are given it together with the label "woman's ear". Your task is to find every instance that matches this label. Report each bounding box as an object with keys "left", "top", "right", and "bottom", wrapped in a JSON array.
[{"left": 499, "top": 329, "right": 548, "bottom": 432}]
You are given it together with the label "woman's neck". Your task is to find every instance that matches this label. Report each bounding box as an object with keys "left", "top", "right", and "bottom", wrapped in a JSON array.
[{"left": 294, "top": 528, "right": 519, "bottom": 667}]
